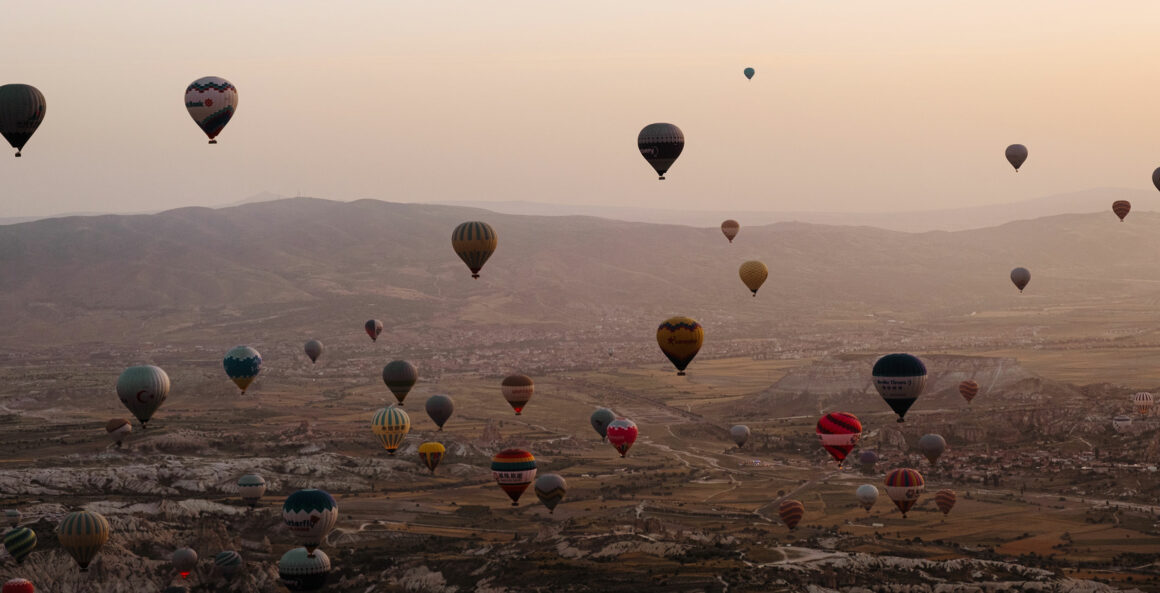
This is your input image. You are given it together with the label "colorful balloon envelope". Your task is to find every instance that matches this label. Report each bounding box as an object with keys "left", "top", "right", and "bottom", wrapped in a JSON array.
[
  {"left": 743, "top": 67, "right": 755, "bottom": 80},
  {"left": 418, "top": 441, "right": 446, "bottom": 474},
  {"left": 855, "top": 484, "right": 878, "bottom": 511},
  {"left": 223, "top": 346, "right": 262, "bottom": 394},
  {"left": 638, "top": 123, "right": 684, "bottom": 180},
  {"left": 730, "top": 425, "right": 750, "bottom": 447},
  {"left": 452, "top": 221, "right": 498, "bottom": 279},
  {"left": 872, "top": 353, "right": 927, "bottom": 422},
  {"left": 2, "top": 579, "right": 34, "bottom": 593},
  {"left": 917, "top": 434, "right": 946, "bottom": 464},
  {"left": 491, "top": 449, "right": 536, "bottom": 506},
  {"left": 958, "top": 380, "right": 979, "bottom": 403},
  {"left": 382, "top": 360, "right": 418, "bottom": 405},
  {"left": 590, "top": 408, "right": 615, "bottom": 440},
  {"left": 739, "top": 261, "right": 768, "bottom": 297},
  {"left": 425, "top": 394, "right": 454, "bottom": 430},
  {"left": 1005, "top": 144, "right": 1027, "bottom": 171},
  {"left": 372, "top": 406, "right": 411, "bottom": 455},
  {"left": 501, "top": 374, "right": 534, "bottom": 414},
  {"left": 185, "top": 77, "right": 237, "bottom": 144},
  {"left": 279, "top": 547, "right": 330, "bottom": 592},
  {"left": 214, "top": 550, "right": 243, "bottom": 579},
  {"left": 3, "top": 527, "right": 36, "bottom": 563},
  {"left": 606, "top": 418, "right": 638, "bottom": 457},
  {"left": 934, "top": 489, "right": 956, "bottom": 516},
  {"left": 304, "top": 340, "right": 323, "bottom": 363},
  {"left": 116, "top": 365, "right": 171, "bottom": 427},
  {"left": 657, "top": 316, "right": 703, "bottom": 376},
  {"left": 237, "top": 473, "right": 267, "bottom": 508},
  {"left": 57, "top": 511, "right": 110, "bottom": 572},
  {"left": 721, "top": 219, "right": 740, "bottom": 243},
  {"left": 172, "top": 547, "right": 198, "bottom": 579},
  {"left": 105, "top": 418, "right": 131, "bottom": 447},
  {"left": 282, "top": 489, "right": 338, "bottom": 556},
  {"left": 535, "top": 473, "right": 567, "bottom": 514},
  {"left": 816, "top": 412, "right": 862, "bottom": 465},
  {"left": 365, "top": 319, "right": 383, "bottom": 342},
  {"left": 778, "top": 499, "right": 804, "bottom": 530},
  {"left": 1112, "top": 200, "right": 1131, "bottom": 222},
  {"left": 883, "top": 468, "right": 925, "bottom": 517},
  {"left": 1010, "top": 267, "right": 1030, "bottom": 293},
  {"left": 0, "top": 84, "right": 46, "bottom": 157},
  {"left": 1134, "top": 392, "right": 1153, "bottom": 415}
]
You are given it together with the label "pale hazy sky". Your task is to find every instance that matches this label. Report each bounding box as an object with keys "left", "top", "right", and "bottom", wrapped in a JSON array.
[{"left": 3, "top": 1, "right": 1160, "bottom": 218}]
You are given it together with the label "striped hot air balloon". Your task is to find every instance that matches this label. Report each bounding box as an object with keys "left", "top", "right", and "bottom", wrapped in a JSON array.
[
  {"left": 57, "top": 511, "right": 110, "bottom": 572},
  {"left": 282, "top": 490, "right": 338, "bottom": 556},
  {"left": 116, "top": 365, "right": 171, "bottom": 428},
  {"left": 382, "top": 360, "right": 418, "bottom": 405},
  {"left": 958, "top": 380, "right": 979, "bottom": 404},
  {"left": 534, "top": 473, "right": 567, "bottom": 514},
  {"left": 1133, "top": 392, "right": 1153, "bottom": 415},
  {"left": 491, "top": 449, "right": 537, "bottom": 506},
  {"left": 778, "top": 499, "right": 805, "bottom": 530},
  {"left": 739, "top": 261, "right": 768, "bottom": 296},
  {"left": 214, "top": 550, "right": 243, "bottom": 578},
  {"left": 872, "top": 354, "right": 927, "bottom": 422},
  {"left": 721, "top": 219, "right": 740, "bottom": 243},
  {"left": 934, "top": 489, "right": 956, "bottom": 516},
  {"left": 657, "top": 316, "right": 703, "bottom": 376},
  {"left": 883, "top": 468, "right": 925, "bottom": 517},
  {"left": 3, "top": 527, "right": 36, "bottom": 563},
  {"left": 1112, "top": 200, "right": 1131, "bottom": 222},
  {"left": 185, "top": 77, "right": 237, "bottom": 144},
  {"left": 279, "top": 548, "right": 330, "bottom": 592},
  {"left": 371, "top": 406, "right": 410, "bottom": 455},
  {"left": 2, "top": 579, "right": 34, "bottom": 593},
  {"left": 418, "top": 442, "right": 446, "bottom": 474},
  {"left": 237, "top": 474, "right": 266, "bottom": 508},
  {"left": 501, "top": 374, "right": 534, "bottom": 414},
  {"left": 223, "top": 346, "right": 262, "bottom": 394},
  {"left": 816, "top": 412, "right": 862, "bottom": 465},
  {"left": 606, "top": 418, "right": 638, "bottom": 457},
  {"left": 452, "top": 221, "right": 497, "bottom": 279}
]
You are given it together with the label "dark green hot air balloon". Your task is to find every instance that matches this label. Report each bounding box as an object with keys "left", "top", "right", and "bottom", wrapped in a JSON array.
[
  {"left": 0, "top": 84, "right": 46, "bottom": 157},
  {"left": 590, "top": 408, "right": 615, "bottom": 441},
  {"left": 382, "top": 360, "right": 418, "bottom": 405},
  {"left": 3, "top": 526, "right": 36, "bottom": 563},
  {"left": 743, "top": 67, "right": 755, "bottom": 80},
  {"left": 871, "top": 353, "right": 927, "bottom": 422}
]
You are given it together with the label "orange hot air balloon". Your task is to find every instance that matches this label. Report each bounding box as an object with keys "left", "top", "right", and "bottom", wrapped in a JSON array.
[
  {"left": 778, "top": 499, "right": 804, "bottom": 530},
  {"left": 934, "top": 489, "right": 956, "bottom": 516},
  {"left": 958, "top": 380, "right": 978, "bottom": 403},
  {"left": 1112, "top": 200, "right": 1131, "bottom": 222},
  {"left": 720, "top": 220, "right": 740, "bottom": 243}
]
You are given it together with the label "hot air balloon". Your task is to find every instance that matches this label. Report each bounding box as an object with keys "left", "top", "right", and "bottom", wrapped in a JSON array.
[
  {"left": 223, "top": 346, "right": 262, "bottom": 394},
  {"left": 418, "top": 442, "right": 445, "bottom": 474},
  {"left": 214, "top": 550, "right": 242, "bottom": 578},
  {"left": 3, "top": 527, "right": 36, "bottom": 563},
  {"left": 172, "top": 547, "right": 198, "bottom": 579},
  {"left": 934, "top": 489, "right": 956, "bottom": 516},
  {"left": 371, "top": 406, "right": 410, "bottom": 455},
  {"left": 382, "top": 360, "right": 418, "bottom": 405},
  {"left": 743, "top": 67, "right": 755, "bottom": 80},
  {"left": 365, "top": 319, "right": 383, "bottom": 342},
  {"left": 958, "top": 380, "right": 979, "bottom": 404},
  {"left": 1134, "top": 392, "right": 1154, "bottom": 415},
  {"left": 739, "top": 261, "right": 768, "bottom": 297},
  {"left": 237, "top": 474, "right": 266, "bottom": 508},
  {"left": 816, "top": 412, "right": 862, "bottom": 465},
  {"left": 730, "top": 425, "right": 750, "bottom": 448},
  {"left": 1112, "top": 200, "right": 1131, "bottom": 222},
  {"left": 105, "top": 418, "right": 131, "bottom": 447},
  {"left": 1113, "top": 415, "right": 1132, "bottom": 432},
  {"left": 721, "top": 220, "right": 740, "bottom": 243},
  {"left": 1010, "top": 267, "right": 1030, "bottom": 293},
  {"left": 606, "top": 418, "right": 638, "bottom": 457},
  {"left": 491, "top": 449, "right": 537, "bottom": 506},
  {"left": 917, "top": 434, "right": 946, "bottom": 464},
  {"left": 185, "top": 77, "right": 237, "bottom": 144},
  {"left": 778, "top": 499, "right": 804, "bottom": 530},
  {"left": 116, "top": 365, "right": 171, "bottom": 428},
  {"left": 2, "top": 579, "right": 33, "bottom": 593},
  {"left": 57, "top": 511, "right": 110, "bottom": 572},
  {"left": 858, "top": 450, "right": 878, "bottom": 473},
  {"left": 591, "top": 408, "right": 615, "bottom": 441},
  {"left": 657, "top": 316, "right": 703, "bottom": 376},
  {"left": 1005, "top": 144, "right": 1027, "bottom": 171},
  {"left": 452, "top": 221, "right": 498, "bottom": 279},
  {"left": 5, "top": 509, "right": 20, "bottom": 527},
  {"left": 282, "top": 489, "right": 338, "bottom": 556},
  {"left": 1153, "top": 167, "right": 1160, "bottom": 193},
  {"left": 638, "top": 123, "right": 684, "bottom": 180},
  {"left": 304, "top": 340, "right": 323, "bottom": 363},
  {"left": 425, "top": 394, "right": 454, "bottom": 430},
  {"left": 883, "top": 468, "right": 925, "bottom": 517},
  {"left": 535, "top": 473, "right": 567, "bottom": 514},
  {"left": 279, "top": 548, "right": 330, "bottom": 592},
  {"left": 872, "top": 354, "right": 926, "bottom": 422},
  {"left": 855, "top": 485, "right": 878, "bottom": 511},
  {"left": 501, "top": 374, "right": 534, "bottom": 414},
  {"left": 0, "top": 84, "right": 45, "bottom": 157}
]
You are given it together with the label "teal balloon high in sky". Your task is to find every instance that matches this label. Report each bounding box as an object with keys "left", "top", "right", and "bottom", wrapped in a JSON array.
[{"left": 743, "top": 67, "right": 755, "bottom": 80}]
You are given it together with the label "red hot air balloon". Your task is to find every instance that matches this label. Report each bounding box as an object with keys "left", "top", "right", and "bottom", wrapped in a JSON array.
[
  {"left": 934, "top": 489, "right": 956, "bottom": 516},
  {"left": 2, "top": 579, "right": 34, "bottom": 593},
  {"left": 1112, "top": 200, "right": 1131, "bottom": 222},
  {"left": 816, "top": 412, "right": 862, "bottom": 466},
  {"left": 606, "top": 419, "right": 638, "bottom": 457},
  {"left": 778, "top": 499, "right": 805, "bottom": 530},
  {"left": 958, "top": 380, "right": 979, "bottom": 404}
]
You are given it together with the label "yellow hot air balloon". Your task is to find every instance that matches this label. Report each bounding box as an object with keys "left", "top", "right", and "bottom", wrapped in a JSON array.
[
  {"left": 738, "top": 260, "right": 768, "bottom": 296},
  {"left": 371, "top": 406, "right": 410, "bottom": 455},
  {"left": 418, "top": 441, "right": 446, "bottom": 474},
  {"left": 452, "top": 222, "right": 497, "bottom": 279},
  {"left": 57, "top": 511, "right": 110, "bottom": 572},
  {"left": 656, "top": 316, "right": 704, "bottom": 376}
]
